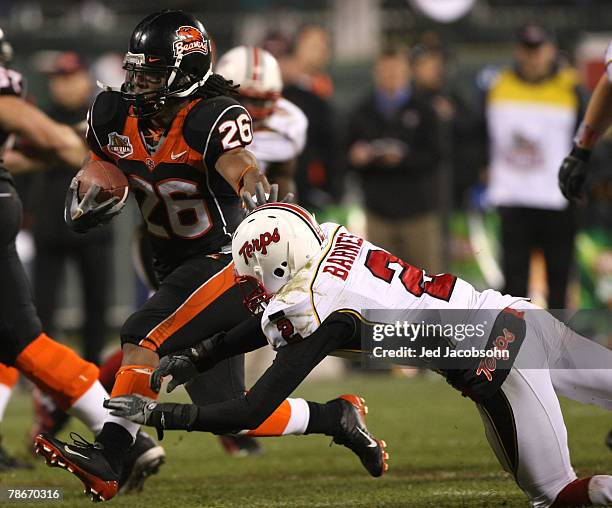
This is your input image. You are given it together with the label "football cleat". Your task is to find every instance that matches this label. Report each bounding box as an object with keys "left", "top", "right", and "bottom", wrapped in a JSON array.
[
  {"left": 331, "top": 394, "right": 389, "bottom": 478},
  {"left": 34, "top": 433, "right": 118, "bottom": 502},
  {"left": 119, "top": 430, "right": 165, "bottom": 494},
  {"left": 218, "top": 435, "right": 263, "bottom": 457},
  {"left": 606, "top": 429, "right": 612, "bottom": 451}
]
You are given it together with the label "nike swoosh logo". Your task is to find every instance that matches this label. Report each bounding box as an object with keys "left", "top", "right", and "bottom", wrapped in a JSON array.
[
  {"left": 170, "top": 150, "right": 187, "bottom": 160},
  {"left": 64, "top": 445, "right": 90, "bottom": 460},
  {"left": 356, "top": 427, "right": 378, "bottom": 448}
]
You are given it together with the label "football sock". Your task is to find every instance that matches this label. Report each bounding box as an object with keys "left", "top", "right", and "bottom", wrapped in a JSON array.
[
  {"left": 15, "top": 333, "right": 98, "bottom": 410},
  {"left": 0, "top": 364, "right": 18, "bottom": 421},
  {"left": 588, "top": 475, "right": 612, "bottom": 505},
  {"left": 245, "top": 398, "right": 310, "bottom": 436},
  {"left": 105, "top": 364, "right": 158, "bottom": 441},
  {"left": 553, "top": 478, "right": 591, "bottom": 506},
  {"left": 68, "top": 381, "right": 109, "bottom": 435},
  {"left": 305, "top": 400, "right": 343, "bottom": 436},
  {"left": 553, "top": 476, "right": 612, "bottom": 506}
]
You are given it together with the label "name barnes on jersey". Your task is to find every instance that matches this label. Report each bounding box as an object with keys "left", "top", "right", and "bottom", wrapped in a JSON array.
[{"left": 322, "top": 231, "right": 363, "bottom": 280}]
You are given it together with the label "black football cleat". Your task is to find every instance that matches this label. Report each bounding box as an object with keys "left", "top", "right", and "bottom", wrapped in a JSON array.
[
  {"left": 34, "top": 433, "right": 118, "bottom": 502},
  {"left": 606, "top": 429, "right": 612, "bottom": 451},
  {"left": 218, "top": 435, "right": 263, "bottom": 457},
  {"left": 119, "top": 430, "right": 165, "bottom": 494},
  {"left": 331, "top": 394, "right": 388, "bottom": 477}
]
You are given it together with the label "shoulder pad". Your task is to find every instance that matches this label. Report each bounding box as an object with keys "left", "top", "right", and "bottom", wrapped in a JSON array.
[
  {"left": 185, "top": 95, "right": 244, "bottom": 134},
  {"left": 90, "top": 91, "right": 126, "bottom": 127}
]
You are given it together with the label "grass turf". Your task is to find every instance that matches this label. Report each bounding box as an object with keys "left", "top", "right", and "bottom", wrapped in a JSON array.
[{"left": 1, "top": 374, "right": 610, "bottom": 507}]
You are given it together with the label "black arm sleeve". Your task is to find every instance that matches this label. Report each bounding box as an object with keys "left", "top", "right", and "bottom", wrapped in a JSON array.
[
  {"left": 185, "top": 311, "right": 357, "bottom": 433},
  {"left": 197, "top": 314, "right": 268, "bottom": 370}
]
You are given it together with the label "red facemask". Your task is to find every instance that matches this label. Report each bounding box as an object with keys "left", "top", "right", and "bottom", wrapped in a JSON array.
[{"left": 235, "top": 274, "right": 274, "bottom": 315}]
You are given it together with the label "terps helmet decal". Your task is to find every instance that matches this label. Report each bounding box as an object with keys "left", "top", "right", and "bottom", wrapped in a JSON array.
[
  {"left": 238, "top": 228, "right": 281, "bottom": 265},
  {"left": 173, "top": 25, "right": 209, "bottom": 58},
  {"left": 106, "top": 132, "right": 133, "bottom": 158}
]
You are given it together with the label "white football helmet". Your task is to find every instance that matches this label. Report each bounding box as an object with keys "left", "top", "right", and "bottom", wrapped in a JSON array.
[
  {"left": 232, "top": 203, "right": 324, "bottom": 314},
  {"left": 215, "top": 45, "right": 282, "bottom": 120}
]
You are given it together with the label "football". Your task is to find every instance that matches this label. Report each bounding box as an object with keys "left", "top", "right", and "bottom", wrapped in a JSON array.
[{"left": 76, "top": 160, "right": 129, "bottom": 203}]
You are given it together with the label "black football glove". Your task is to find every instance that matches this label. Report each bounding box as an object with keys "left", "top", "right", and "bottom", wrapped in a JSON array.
[
  {"left": 150, "top": 333, "right": 226, "bottom": 394},
  {"left": 104, "top": 395, "right": 198, "bottom": 440},
  {"left": 64, "top": 177, "right": 126, "bottom": 233},
  {"left": 241, "top": 182, "right": 294, "bottom": 213},
  {"left": 558, "top": 145, "right": 590, "bottom": 204}
]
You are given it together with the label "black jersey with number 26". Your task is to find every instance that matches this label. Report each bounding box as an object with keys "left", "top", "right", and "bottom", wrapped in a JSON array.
[{"left": 86, "top": 91, "right": 254, "bottom": 278}]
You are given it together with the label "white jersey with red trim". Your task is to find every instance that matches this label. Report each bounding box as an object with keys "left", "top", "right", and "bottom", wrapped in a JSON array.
[
  {"left": 261, "top": 223, "right": 526, "bottom": 349},
  {"left": 249, "top": 97, "right": 307, "bottom": 172}
]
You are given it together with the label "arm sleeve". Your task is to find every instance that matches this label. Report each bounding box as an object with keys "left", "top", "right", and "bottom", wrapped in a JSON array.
[
  {"left": 200, "top": 314, "right": 268, "bottom": 369},
  {"left": 189, "top": 311, "right": 357, "bottom": 433}
]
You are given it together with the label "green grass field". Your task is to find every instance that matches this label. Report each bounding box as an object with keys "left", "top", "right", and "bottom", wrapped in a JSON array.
[{"left": 1, "top": 374, "right": 610, "bottom": 507}]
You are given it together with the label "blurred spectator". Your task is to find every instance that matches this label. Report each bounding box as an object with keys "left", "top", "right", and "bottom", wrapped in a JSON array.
[
  {"left": 278, "top": 25, "right": 340, "bottom": 210},
  {"left": 347, "top": 48, "right": 442, "bottom": 273},
  {"left": 482, "top": 23, "right": 587, "bottom": 308},
  {"left": 410, "top": 40, "right": 482, "bottom": 209},
  {"left": 31, "top": 52, "right": 112, "bottom": 365}
]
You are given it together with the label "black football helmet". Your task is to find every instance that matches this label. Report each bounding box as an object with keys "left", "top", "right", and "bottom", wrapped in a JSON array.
[{"left": 122, "top": 10, "right": 212, "bottom": 118}]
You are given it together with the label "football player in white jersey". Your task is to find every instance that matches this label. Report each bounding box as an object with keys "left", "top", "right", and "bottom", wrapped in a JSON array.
[
  {"left": 107, "top": 196, "right": 612, "bottom": 507},
  {"left": 559, "top": 40, "right": 612, "bottom": 202},
  {"left": 215, "top": 45, "right": 307, "bottom": 198}
]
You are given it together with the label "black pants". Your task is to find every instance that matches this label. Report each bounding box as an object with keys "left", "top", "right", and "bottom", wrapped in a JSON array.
[
  {"left": 0, "top": 180, "right": 42, "bottom": 365},
  {"left": 498, "top": 207, "right": 576, "bottom": 309},
  {"left": 122, "top": 252, "right": 252, "bottom": 403},
  {"left": 33, "top": 238, "right": 111, "bottom": 365}
]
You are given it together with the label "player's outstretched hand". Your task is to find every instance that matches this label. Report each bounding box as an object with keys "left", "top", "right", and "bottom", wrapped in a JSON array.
[
  {"left": 64, "top": 177, "right": 126, "bottom": 233},
  {"left": 105, "top": 395, "right": 198, "bottom": 440},
  {"left": 104, "top": 395, "right": 157, "bottom": 426},
  {"left": 559, "top": 146, "right": 590, "bottom": 204},
  {"left": 241, "top": 182, "right": 294, "bottom": 213},
  {"left": 151, "top": 353, "right": 199, "bottom": 394}
]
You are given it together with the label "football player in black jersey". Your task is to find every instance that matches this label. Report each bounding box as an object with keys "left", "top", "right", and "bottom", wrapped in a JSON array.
[
  {"left": 0, "top": 27, "right": 164, "bottom": 489},
  {"left": 34, "top": 11, "right": 378, "bottom": 501}
]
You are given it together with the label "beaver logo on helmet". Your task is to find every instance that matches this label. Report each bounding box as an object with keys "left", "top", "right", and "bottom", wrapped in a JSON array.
[{"left": 173, "top": 25, "right": 209, "bottom": 57}]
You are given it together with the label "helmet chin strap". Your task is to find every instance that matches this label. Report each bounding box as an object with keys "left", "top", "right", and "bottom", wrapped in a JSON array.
[{"left": 170, "top": 67, "right": 213, "bottom": 98}]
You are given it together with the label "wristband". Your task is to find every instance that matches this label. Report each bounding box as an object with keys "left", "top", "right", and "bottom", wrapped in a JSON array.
[{"left": 570, "top": 144, "right": 592, "bottom": 162}]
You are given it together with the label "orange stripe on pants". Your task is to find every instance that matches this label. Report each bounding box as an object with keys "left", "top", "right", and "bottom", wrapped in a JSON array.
[
  {"left": 246, "top": 399, "right": 291, "bottom": 437},
  {"left": 143, "top": 261, "right": 237, "bottom": 351}
]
